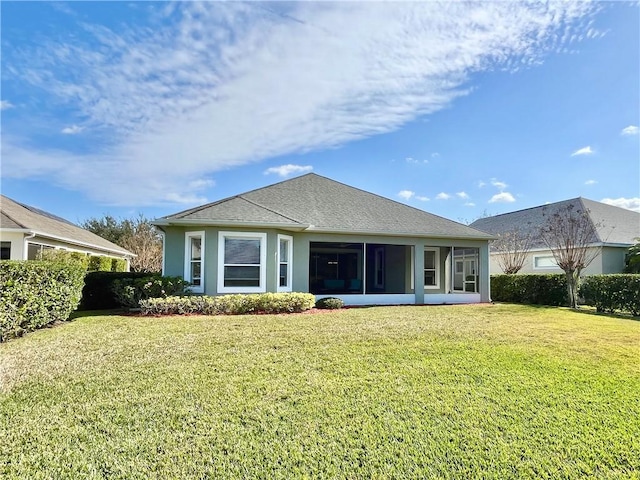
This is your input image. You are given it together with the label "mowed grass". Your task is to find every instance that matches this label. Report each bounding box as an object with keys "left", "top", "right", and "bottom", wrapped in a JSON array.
[{"left": 1, "top": 304, "right": 638, "bottom": 479}]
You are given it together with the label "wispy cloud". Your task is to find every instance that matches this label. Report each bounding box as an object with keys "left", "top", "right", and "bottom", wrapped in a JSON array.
[
  {"left": 405, "top": 157, "right": 428, "bottom": 165},
  {"left": 398, "top": 190, "right": 415, "bottom": 200},
  {"left": 489, "top": 192, "right": 516, "bottom": 203},
  {"left": 584, "top": 179, "right": 597, "bottom": 185},
  {"left": 415, "top": 195, "right": 430, "bottom": 202},
  {"left": 571, "top": 146, "right": 594, "bottom": 156},
  {"left": 490, "top": 179, "right": 507, "bottom": 190},
  {"left": 456, "top": 191, "right": 469, "bottom": 199},
  {"left": 2, "top": 2, "right": 599, "bottom": 206},
  {"left": 477, "top": 180, "right": 486, "bottom": 188},
  {"left": 464, "top": 202, "right": 476, "bottom": 207},
  {"left": 621, "top": 125, "right": 639, "bottom": 136},
  {"left": 264, "top": 164, "right": 313, "bottom": 177},
  {"left": 61, "top": 125, "right": 85, "bottom": 135},
  {"left": 436, "top": 192, "right": 451, "bottom": 200},
  {"left": 0, "top": 100, "right": 15, "bottom": 110},
  {"left": 601, "top": 197, "right": 640, "bottom": 212}
]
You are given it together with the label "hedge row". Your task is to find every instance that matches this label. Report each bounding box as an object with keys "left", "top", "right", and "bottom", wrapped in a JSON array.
[
  {"left": 491, "top": 274, "right": 568, "bottom": 306},
  {"left": 0, "top": 260, "right": 86, "bottom": 342},
  {"left": 40, "top": 249, "right": 127, "bottom": 272},
  {"left": 579, "top": 275, "right": 640, "bottom": 316},
  {"left": 140, "top": 293, "right": 316, "bottom": 316},
  {"left": 80, "top": 271, "right": 151, "bottom": 310},
  {"left": 112, "top": 276, "right": 191, "bottom": 308}
]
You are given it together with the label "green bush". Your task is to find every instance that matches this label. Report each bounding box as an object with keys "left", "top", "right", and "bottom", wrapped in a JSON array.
[
  {"left": 87, "top": 256, "right": 113, "bottom": 272},
  {"left": 315, "top": 297, "right": 345, "bottom": 310},
  {"left": 111, "top": 258, "right": 127, "bottom": 272},
  {"left": 579, "top": 275, "right": 640, "bottom": 316},
  {"left": 39, "top": 249, "right": 90, "bottom": 270},
  {"left": 80, "top": 271, "right": 150, "bottom": 310},
  {"left": 0, "top": 260, "right": 86, "bottom": 341},
  {"left": 112, "top": 276, "right": 191, "bottom": 309},
  {"left": 491, "top": 274, "right": 568, "bottom": 306},
  {"left": 140, "top": 293, "right": 316, "bottom": 316}
]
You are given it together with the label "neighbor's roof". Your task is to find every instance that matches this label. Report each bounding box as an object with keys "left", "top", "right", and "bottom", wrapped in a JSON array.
[
  {"left": 157, "top": 173, "right": 493, "bottom": 240},
  {"left": 470, "top": 197, "right": 640, "bottom": 248},
  {"left": 0, "top": 195, "right": 133, "bottom": 256}
]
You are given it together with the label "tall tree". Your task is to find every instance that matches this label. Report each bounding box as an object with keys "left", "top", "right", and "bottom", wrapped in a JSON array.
[
  {"left": 492, "top": 228, "right": 533, "bottom": 274},
  {"left": 538, "top": 203, "right": 602, "bottom": 309},
  {"left": 624, "top": 238, "right": 640, "bottom": 273},
  {"left": 81, "top": 214, "right": 162, "bottom": 273}
]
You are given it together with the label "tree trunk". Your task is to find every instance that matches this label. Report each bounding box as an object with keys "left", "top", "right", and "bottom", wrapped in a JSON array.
[{"left": 565, "top": 270, "right": 580, "bottom": 309}]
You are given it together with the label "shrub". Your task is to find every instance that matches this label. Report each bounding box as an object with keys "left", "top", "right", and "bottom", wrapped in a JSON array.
[
  {"left": 579, "top": 275, "right": 640, "bottom": 316},
  {"left": 39, "top": 249, "right": 90, "bottom": 270},
  {"left": 491, "top": 274, "right": 568, "bottom": 306},
  {"left": 0, "top": 260, "right": 86, "bottom": 341},
  {"left": 80, "top": 271, "right": 150, "bottom": 310},
  {"left": 87, "top": 256, "right": 113, "bottom": 272},
  {"left": 140, "top": 292, "right": 316, "bottom": 316},
  {"left": 111, "top": 258, "right": 127, "bottom": 272},
  {"left": 315, "top": 297, "right": 344, "bottom": 310},
  {"left": 112, "top": 276, "right": 191, "bottom": 309}
]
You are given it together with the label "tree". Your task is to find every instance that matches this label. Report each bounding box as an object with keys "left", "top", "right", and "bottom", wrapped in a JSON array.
[
  {"left": 624, "top": 238, "right": 640, "bottom": 273},
  {"left": 82, "top": 214, "right": 162, "bottom": 273},
  {"left": 492, "top": 228, "right": 533, "bottom": 274},
  {"left": 538, "top": 203, "right": 602, "bottom": 309}
]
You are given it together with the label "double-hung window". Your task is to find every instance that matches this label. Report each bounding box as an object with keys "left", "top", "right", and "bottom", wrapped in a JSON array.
[
  {"left": 218, "top": 232, "right": 267, "bottom": 293},
  {"left": 277, "top": 235, "right": 293, "bottom": 292},
  {"left": 424, "top": 248, "right": 440, "bottom": 289},
  {"left": 185, "top": 231, "right": 204, "bottom": 293}
]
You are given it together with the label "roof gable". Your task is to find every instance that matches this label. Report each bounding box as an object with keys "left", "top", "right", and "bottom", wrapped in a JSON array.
[
  {"left": 0, "top": 195, "right": 133, "bottom": 256},
  {"left": 470, "top": 197, "right": 640, "bottom": 247},
  {"left": 160, "top": 173, "right": 492, "bottom": 239}
]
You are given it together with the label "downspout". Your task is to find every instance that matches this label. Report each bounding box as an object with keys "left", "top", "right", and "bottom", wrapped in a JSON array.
[{"left": 23, "top": 232, "right": 36, "bottom": 260}]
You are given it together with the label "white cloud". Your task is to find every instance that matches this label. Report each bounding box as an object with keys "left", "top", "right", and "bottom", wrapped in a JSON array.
[
  {"left": 464, "top": 202, "right": 476, "bottom": 207},
  {"left": 188, "top": 178, "right": 215, "bottom": 190},
  {"left": 456, "top": 191, "right": 469, "bottom": 199},
  {"left": 490, "top": 178, "right": 507, "bottom": 190},
  {"left": 61, "top": 125, "right": 85, "bottom": 135},
  {"left": 0, "top": 100, "right": 15, "bottom": 110},
  {"left": 584, "top": 179, "right": 597, "bottom": 185},
  {"left": 2, "top": 2, "right": 599, "bottom": 205},
  {"left": 405, "top": 157, "right": 428, "bottom": 165},
  {"left": 601, "top": 197, "right": 640, "bottom": 212},
  {"left": 415, "top": 195, "right": 430, "bottom": 202},
  {"left": 398, "top": 190, "right": 415, "bottom": 200},
  {"left": 264, "top": 164, "right": 313, "bottom": 177},
  {"left": 436, "top": 192, "right": 451, "bottom": 200},
  {"left": 431, "top": 152, "right": 440, "bottom": 159},
  {"left": 477, "top": 180, "right": 486, "bottom": 188},
  {"left": 621, "top": 125, "right": 639, "bottom": 136},
  {"left": 571, "top": 146, "right": 593, "bottom": 156},
  {"left": 489, "top": 192, "right": 516, "bottom": 203}
]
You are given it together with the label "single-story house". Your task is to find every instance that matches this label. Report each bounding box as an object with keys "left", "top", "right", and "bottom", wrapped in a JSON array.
[
  {"left": 0, "top": 194, "right": 133, "bottom": 267},
  {"left": 153, "top": 173, "right": 494, "bottom": 305},
  {"left": 470, "top": 197, "right": 640, "bottom": 275}
]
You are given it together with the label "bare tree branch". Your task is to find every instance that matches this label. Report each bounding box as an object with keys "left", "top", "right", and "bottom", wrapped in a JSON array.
[{"left": 492, "top": 228, "right": 533, "bottom": 274}]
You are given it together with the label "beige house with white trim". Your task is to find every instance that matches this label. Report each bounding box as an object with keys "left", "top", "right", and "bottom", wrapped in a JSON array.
[{"left": 1, "top": 195, "right": 133, "bottom": 267}]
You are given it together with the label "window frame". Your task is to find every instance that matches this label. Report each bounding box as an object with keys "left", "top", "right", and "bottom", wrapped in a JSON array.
[
  {"left": 277, "top": 234, "right": 293, "bottom": 292},
  {"left": 423, "top": 247, "right": 440, "bottom": 290},
  {"left": 218, "top": 231, "right": 267, "bottom": 294},
  {"left": 533, "top": 254, "right": 559, "bottom": 270},
  {"left": 184, "top": 231, "right": 205, "bottom": 293}
]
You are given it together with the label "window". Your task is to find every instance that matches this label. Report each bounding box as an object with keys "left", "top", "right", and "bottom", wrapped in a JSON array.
[
  {"left": 218, "top": 232, "right": 267, "bottom": 293},
  {"left": 534, "top": 255, "right": 558, "bottom": 269},
  {"left": 277, "top": 235, "right": 293, "bottom": 292},
  {"left": 424, "top": 248, "right": 440, "bottom": 289},
  {"left": 1, "top": 241, "right": 10, "bottom": 260},
  {"left": 453, "top": 247, "right": 479, "bottom": 293},
  {"left": 27, "top": 243, "right": 54, "bottom": 260},
  {"left": 184, "top": 231, "right": 204, "bottom": 293}
]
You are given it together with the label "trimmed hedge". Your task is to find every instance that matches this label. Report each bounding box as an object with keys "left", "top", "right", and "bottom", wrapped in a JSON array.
[
  {"left": 579, "top": 275, "right": 640, "bottom": 316},
  {"left": 80, "top": 271, "right": 151, "bottom": 310},
  {"left": 491, "top": 274, "right": 568, "bottom": 306},
  {"left": 88, "top": 256, "right": 113, "bottom": 272},
  {"left": 112, "top": 276, "right": 191, "bottom": 309},
  {"left": 0, "top": 260, "right": 86, "bottom": 341},
  {"left": 315, "top": 297, "right": 344, "bottom": 310},
  {"left": 140, "top": 293, "right": 316, "bottom": 316}
]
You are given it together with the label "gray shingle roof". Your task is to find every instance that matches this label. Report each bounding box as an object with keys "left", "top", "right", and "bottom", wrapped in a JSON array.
[
  {"left": 1, "top": 195, "right": 133, "bottom": 256},
  {"left": 470, "top": 197, "right": 640, "bottom": 248},
  {"left": 159, "top": 173, "right": 492, "bottom": 239}
]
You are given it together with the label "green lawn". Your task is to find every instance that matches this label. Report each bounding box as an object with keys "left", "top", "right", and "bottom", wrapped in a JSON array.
[{"left": 1, "top": 304, "right": 638, "bottom": 479}]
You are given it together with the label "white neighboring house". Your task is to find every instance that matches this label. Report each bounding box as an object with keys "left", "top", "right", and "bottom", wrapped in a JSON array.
[
  {"left": 470, "top": 197, "right": 640, "bottom": 275},
  {"left": 0, "top": 195, "right": 133, "bottom": 268}
]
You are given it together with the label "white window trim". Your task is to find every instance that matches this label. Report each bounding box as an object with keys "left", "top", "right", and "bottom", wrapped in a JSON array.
[
  {"left": 277, "top": 234, "right": 293, "bottom": 292},
  {"left": 185, "top": 231, "right": 205, "bottom": 293},
  {"left": 218, "top": 231, "right": 267, "bottom": 294},
  {"left": 533, "top": 254, "right": 559, "bottom": 270},
  {"left": 424, "top": 247, "right": 440, "bottom": 290}
]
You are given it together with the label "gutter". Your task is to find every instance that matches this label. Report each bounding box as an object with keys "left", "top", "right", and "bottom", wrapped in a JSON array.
[{"left": 8, "top": 229, "right": 135, "bottom": 257}]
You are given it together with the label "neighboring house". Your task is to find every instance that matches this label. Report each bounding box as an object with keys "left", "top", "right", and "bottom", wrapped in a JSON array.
[
  {"left": 0, "top": 195, "right": 133, "bottom": 267},
  {"left": 153, "top": 173, "right": 493, "bottom": 305},
  {"left": 470, "top": 197, "right": 640, "bottom": 275}
]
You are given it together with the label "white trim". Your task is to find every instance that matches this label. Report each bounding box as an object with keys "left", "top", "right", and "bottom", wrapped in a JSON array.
[
  {"left": 277, "top": 234, "right": 293, "bottom": 292},
  {"left": 424, "top": 247, "right": 440, "bottom": 290},
  {"left": 184, "top": 231, "right": 205, "bottom": 293},
  {"left": 159, "top": 230, "right": 166, "bottom": 275},
  {"left": 532, "top": 254, "right": 559, "bottom": 270},
  {"left": 218, "top": 231, "right": 267, "bottom": 294}
]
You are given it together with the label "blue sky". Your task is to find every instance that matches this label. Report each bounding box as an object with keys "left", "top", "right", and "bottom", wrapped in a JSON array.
[{"left": 1, "top": 1, "right": 639, "bottom": 226}]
